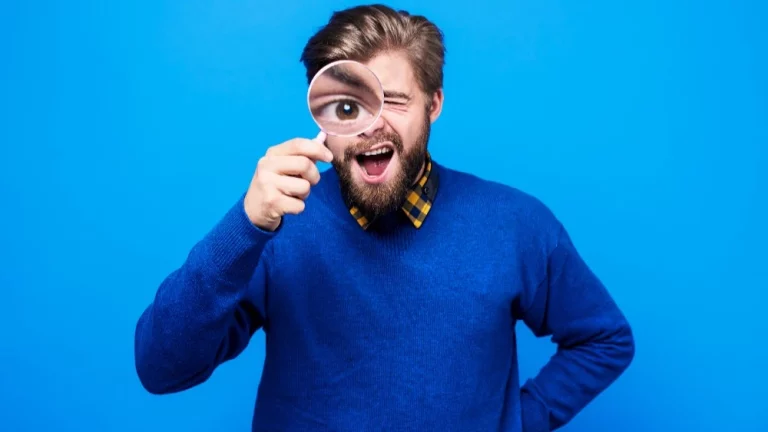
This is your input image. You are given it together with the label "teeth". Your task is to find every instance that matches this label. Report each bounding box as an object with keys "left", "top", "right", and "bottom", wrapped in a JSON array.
[{"left": 362, "top": 148, "right": 392, "bottom": 156}]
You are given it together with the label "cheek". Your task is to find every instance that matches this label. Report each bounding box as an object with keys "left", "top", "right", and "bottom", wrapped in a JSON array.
[
  {"left": 384, "top": 116, "right": 412, "bottom": 140},
  {"left": 393, "top": 118, "right": 425, "bottom": 149},
  {"left": 324, "top": 138, "right": 347, "bottom": 156}
]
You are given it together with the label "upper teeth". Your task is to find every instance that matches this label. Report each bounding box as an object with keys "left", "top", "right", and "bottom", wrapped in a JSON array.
[{"left": 363, "top": 148, "right": 392, "bottom": 156}]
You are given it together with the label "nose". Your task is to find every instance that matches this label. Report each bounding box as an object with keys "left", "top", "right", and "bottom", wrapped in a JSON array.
[{"left": 360, "top": 112, "right": 385, "bottom": 137}]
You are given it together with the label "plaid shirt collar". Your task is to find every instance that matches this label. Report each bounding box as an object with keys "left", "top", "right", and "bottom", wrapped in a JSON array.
[{"left": 349, "top": 152, "right": 439, "bottom": 230}]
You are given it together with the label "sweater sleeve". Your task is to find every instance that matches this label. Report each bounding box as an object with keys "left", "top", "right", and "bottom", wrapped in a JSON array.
[
  {"left": 134, "top": 195, "right": 277, "bottom": 394},
  {"left": 518, "top": 224, "right": 635, "bottom": 431}
]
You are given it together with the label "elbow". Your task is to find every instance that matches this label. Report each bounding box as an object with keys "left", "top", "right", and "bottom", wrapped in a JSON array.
[
  {"left": 134, "top": 343, "right": 211, "bottom": 395},
  {"left": 135, "top": 360, "right": 173, "bottom": 395},
  {"left": 133, "top": 314, "right": 210, "bottom": 395},
  {"left": 134, "top": 310, "right": 172, "bottom": 395},
  {"left": 577, "top": 314, "right": 636, "bottom": 375},
  {"left": 134, "top": 335, "right": 177, "bottom": 395},
  {"left": 612, "top": 318, "right": 636, "bottom": 373},
  {"left": 625, "top": 325, "right": 636, "bottom": 369}
]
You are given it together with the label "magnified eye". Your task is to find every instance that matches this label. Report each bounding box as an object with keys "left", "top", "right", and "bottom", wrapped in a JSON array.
[
  {"left": 306, "top": 60, "right": 384, "bottom": 136},
  {"left": 335, "top": 100, "right": 359, "bottom": 120},
  {"left": 319, "top": 98, "right": 371, "bottom": 123}
]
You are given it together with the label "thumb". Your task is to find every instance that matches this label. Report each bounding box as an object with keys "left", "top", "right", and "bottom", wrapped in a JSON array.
[{"left": 313, "top": 131, "right": 333, "bottom": 162}]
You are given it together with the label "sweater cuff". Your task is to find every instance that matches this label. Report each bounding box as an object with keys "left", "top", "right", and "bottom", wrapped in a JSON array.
[
  {"left": 521, "top": 381, "right": 550, "bottom": 432},
  {"left": 202, "top": 194, "right": 279, "bottom": 284}
]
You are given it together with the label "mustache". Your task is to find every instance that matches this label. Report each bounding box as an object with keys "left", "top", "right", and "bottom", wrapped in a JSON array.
[{"left": 343, "top": 132, "right": 404, "bottom": 161}]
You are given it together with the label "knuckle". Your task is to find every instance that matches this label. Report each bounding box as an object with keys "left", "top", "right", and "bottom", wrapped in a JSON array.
[
  {"left": 297, "top": 138, "right": 311, "bottom": 151},
  {"left": 257, "top": 155, "right": 270, "bottom": 170},
  {"left": 263, "top": 187, "right": 278, "bottom": 206},
  {"left": 285, "top": 139, "right": 302, "bottom": 153},
  {"left": 254, "top": 169, "right": 270, "bottom": 187},
  {"left": 304, "top": 141, "right": 320, "bottom": 157}
]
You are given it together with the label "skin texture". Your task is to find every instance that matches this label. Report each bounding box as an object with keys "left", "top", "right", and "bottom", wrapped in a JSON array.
[{"left": 326, "top": 51, "right": 444, "bottom": 217}]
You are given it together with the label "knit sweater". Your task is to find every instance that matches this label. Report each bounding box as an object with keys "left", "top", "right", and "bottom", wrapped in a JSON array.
[{"left": 134, "top": 161, "right": 635, "bottom": 431}]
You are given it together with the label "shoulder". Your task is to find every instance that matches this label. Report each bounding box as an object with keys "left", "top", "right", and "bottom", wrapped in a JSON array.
[{"left": 435, "top": 162, "right": 563, "bottom": 241}]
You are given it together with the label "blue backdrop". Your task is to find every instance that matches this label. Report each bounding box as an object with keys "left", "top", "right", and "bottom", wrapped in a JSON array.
[{"left": 1, "top": 1, "right": 766, "bottom": 431}]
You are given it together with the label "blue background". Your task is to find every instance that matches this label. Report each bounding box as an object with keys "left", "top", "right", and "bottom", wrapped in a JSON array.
[{"left": 1, "top": 1, "right": 766, "bottom": 431}]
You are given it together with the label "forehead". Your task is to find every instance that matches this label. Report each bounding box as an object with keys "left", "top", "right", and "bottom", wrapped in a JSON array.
[{"left": 363, "top": 52, "right": 416, "bottom": 94}]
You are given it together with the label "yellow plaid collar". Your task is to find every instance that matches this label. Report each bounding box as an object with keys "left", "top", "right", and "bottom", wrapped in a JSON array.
[{"left": 349, "top": 153, "right": 439, "bottom": 230}]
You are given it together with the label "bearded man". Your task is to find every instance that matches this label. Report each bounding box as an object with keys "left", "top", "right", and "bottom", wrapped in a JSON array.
[{"left": 134, "top": 4, "right": 635, "bottom": 431}]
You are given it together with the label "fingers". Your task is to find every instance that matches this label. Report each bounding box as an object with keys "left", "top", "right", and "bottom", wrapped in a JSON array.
[
  {"left": 258, "top": 155, "right": 321, "bottom": 185},
  {"left": 246, "top": 133, "right": 333, "bottom": 228},
  {"left": 276, "top": 194, "right": 306, "bottom": 215},
  {"left": 246, "top": 134, "right": 333, "bottom": 230},
  {"left": 271, "top": 174, "right": 311, "bottom": 200},
  {"left": 267, "top": 137, "right": 333, "bottom": 163}
]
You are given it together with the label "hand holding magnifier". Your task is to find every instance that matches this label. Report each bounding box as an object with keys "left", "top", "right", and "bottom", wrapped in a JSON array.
[{"left": 241, "top": 60, "right": 384, "bottom": 231}]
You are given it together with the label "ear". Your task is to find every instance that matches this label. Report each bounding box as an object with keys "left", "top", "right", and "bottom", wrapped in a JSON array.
[{"left": 428, "top": 88, "right": 444, "bottom": 123}]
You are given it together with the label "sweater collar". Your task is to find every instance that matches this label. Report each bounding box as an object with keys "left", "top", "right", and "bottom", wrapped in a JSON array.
[{"left": 348, "top": 152, "right": 439, "bottom": 230}]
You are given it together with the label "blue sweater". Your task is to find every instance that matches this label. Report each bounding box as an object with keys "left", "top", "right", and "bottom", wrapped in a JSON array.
[{"left": 134, "top": 162, "right": 635, "bottom": 431}]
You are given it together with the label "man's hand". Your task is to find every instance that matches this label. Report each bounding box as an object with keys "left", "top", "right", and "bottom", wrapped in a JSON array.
[{"left": 244, "top": 132, "right": 333, "bottom": 231}]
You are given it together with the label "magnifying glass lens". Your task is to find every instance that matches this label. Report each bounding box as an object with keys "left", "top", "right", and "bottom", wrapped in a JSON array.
[{"left": 307, "top": 60, "right": 384, "bottom": 137}]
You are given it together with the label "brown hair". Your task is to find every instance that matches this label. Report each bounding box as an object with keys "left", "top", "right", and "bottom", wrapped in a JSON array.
[{"left": 300, "top": 4, "right": 445, "bottom": 98}]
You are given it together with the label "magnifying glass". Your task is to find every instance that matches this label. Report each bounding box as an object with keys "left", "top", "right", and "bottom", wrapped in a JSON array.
[{"left": 307, "top": 60, "right": 384, "bottom": 137}]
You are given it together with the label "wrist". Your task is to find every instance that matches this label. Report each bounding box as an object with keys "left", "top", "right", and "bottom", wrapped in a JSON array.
[{"left": 196, "top": 194, "right": 278, "bottom": 283}]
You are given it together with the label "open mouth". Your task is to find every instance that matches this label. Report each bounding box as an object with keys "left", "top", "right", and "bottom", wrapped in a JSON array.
[{"left": 354, "top": 144, "right": 395, "bottom": 182}]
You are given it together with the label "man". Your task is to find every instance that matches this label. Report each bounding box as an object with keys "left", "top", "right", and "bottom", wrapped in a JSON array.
[{"left": 134, "top": 4, "right": 635, "bottom": 431}]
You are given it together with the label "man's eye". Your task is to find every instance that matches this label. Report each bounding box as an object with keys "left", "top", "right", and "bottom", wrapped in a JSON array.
[{"left": 333, "top": 100, "right": 361, "bottom": 120}]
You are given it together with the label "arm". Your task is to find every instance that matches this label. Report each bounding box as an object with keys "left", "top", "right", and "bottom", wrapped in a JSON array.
[
  {"left": 517, "top": 224, "right": 635, "bottom": 431},
  {"left": 134, "top": 195, "right": 277, "bottom": 394}
]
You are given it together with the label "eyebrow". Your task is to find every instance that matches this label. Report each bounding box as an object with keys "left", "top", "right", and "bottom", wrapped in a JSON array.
[
  {"left": 328, "top": 66, "right": 366, "bottom": 89},
  {"left": 325, "top": 66, "right": 412, "bottom": 102},
  {"left": 384, "top": 91, "right": 411, "bottom": 101}
]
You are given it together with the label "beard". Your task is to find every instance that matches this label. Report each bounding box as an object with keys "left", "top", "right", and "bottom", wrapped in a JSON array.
[{"left": 333, "top": 114, "right": 431, "bottom": 219}]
